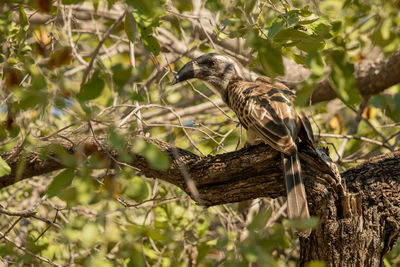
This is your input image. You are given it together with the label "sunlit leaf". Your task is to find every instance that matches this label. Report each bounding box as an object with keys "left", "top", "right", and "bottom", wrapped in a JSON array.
[
  {"left": 286, "top": 216, "right": 319, "bottom": 231},
  {"left": 46, "top": 168, "right": 75, "bottom": 197},
  {"left": 328, "top": 50, "right": 362, "bottom": 107},
  {"left": 274, "top": 28, "right": 313, "bottom": 42},
  {"left": 133, "top": 139, "right": 170, "bottom": 171},
  {"left": 77, "top": 71, "right": 105, "bottom": 101},
  {"left": 47, "top": 47, "right": 72, "bottom": 67},
  {"left": 19, "top": 6, "right": 28, "bottom": 27},
  {"left": 0, "top": 156, "right": 11, "bottom": 177},
  {"left": 34, "top": 0, "right": 53, "bottom": 13},
  {"left": 125, "top": 11, "right": 136, "bottom": 43},
  {"left": 124, "top": 176, "right": 149, "bottom": 202},
  {"left": 257, "top": 42, "right": 284, "bottom": 77},
  {"left": 308, "top": 260, "right": 326, "bottom": 267},
  {"left": 5, "top": 68, "right": 23, "bottom": 90},
  {"left": 268, "top": 19, "right": 285, "bottom": 39}
]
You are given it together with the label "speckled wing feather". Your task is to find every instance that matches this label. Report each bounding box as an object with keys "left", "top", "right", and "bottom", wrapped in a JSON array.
[
  {"left": 226, "top": 78, "right": 300, "bottom": 155},
  {"left": 225, "top": 78, "right": 310, "bottom": 222}
]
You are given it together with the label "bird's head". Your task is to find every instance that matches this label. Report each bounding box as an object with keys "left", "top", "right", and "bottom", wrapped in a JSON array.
[{"left": 172, "top": 53, "right": 252, "bottom": 96}]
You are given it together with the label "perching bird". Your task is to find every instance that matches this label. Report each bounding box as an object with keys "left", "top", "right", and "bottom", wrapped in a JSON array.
[{"left": 172, "top": 53, "right": 314, "bottom": 226}]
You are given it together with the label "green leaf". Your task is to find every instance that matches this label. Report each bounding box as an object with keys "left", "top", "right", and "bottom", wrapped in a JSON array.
[
  {"left": 290, "top": 52, "right": 306, "bottom": 65},
  {"left": 328, "top": 50, "right": 362, "bottom": 107},
  {"left": 19, "top": 5, "right": 28, "bottom": 27},
  {"left": 308, "top": 260, "right": 326, "bottom": 267},
  {"left": 296, "top": 37, "right": 325, "bottom": 52},
  {"left": 371, "top": 93, "right": 400, "bottom": 122},
  {"left": 244, "top": 0, "right": 257, "bottom": 15},
  {"left": 257, "top": 42, "right": 284, "bottom": 77},
  {"left": 0, "top": 156, "right": 11, "bottom": 177},
  {"left": 111, "top": 64, "right": 132, "bottom": 93},
  {"left": 268, "top": 19, "right": 285, "bottom": 39},
  {"left": 125, "top": 11, "right": 136, "bottom": 43},
  {"left": 128, "top": 1, "right": 163, "bottom": 56},
  {"left": 47, "top": 168, "right": 75, "bottom": 197},
  {"left": 286, "top": 216, "right": 319, "bottom": 231},
  {"left": 133, "top": 139, "right": 170, "bottom": 171},
  {"left": 136, "top": 23, "right": 161, "bottom": 55},
  {"left": 77, "top": 71, "right": 105, "bottom": 101},
  {"left": 248, "top": 208, "right": 272, "bottom": 231},
  {"left": 124, "top": 177, "right": 149, "bottom": 202},
  {"left": 274, "top": 28, "right": 313, "bottom": 42},
  {"left": 108, "top": 130, "right": 126, "bottom": 149},
  {"left": 306, "top": 51, "right": 324, "bottom": 76},
  {"left": 294, "top": 83, "right": 314, "bottom": 106}
]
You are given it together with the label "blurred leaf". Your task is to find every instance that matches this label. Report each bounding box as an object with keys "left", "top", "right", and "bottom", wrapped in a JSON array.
[
  {"left": 47, "top": 47, "right": 72, "bottom": 67},
  {"left": 244, "top": 0, "right": 256, "bottom": 15},
  {"left": 81, "top": 223, "right": 101, "bottom": 248},
  {"left": 62, "top": 0, "right": 84, "bottom": 5},
  {"left": 274, "top": 28, "right": 313, "bottom": 42},
  {"left": 34, "top": 0, "right": 53, "bottom": 13},
  {"left": 133, "top": 139, "right": 170, "bottom": 171},
  {"left": 5, "top": 68, "right": 23, "bottom": 90},
  {"left": 328, "top": 50, "right": 362, "bottom": 107},
  {"left": 77, "top": 71, "right": 105, "bottom": 101},
  {"left": 306, "top": 51, "right": 324, "bottom": 76},
  {"left": 47, "top": 168, "right": 75, "bottom": 197},
  {"left": 308, "top": 260, "right": 327, "bottom": 267},
  {"left": 268, "top": 19, "right": 285, "bottom": 39},
  {"left": 290, "top": 52, "right": 306, "bottom": 65},
  {"left": 13, "top": 73, "right": 48, "bottom": 110},
  {"left": 125, "top": 11, "right": 136, "bottom": 43},
  {"left": 286, "top": 216, "right": 319, "bottom": 231},
  {"left": 294, "top": 83, "right": 314, "bottom": 106},
  {"left": 19, "top": 6, "right": 28, "bottom": 27},
  {"left": 124, "top": 176, "right": 149, "bottom": 202},
  {"left": 248, "top": 208, "right": 272, "bottom": 231},
  {"left": 111, "top": 64, "right": 132, "bottom": 93},
  {"left": 257, "top": 41, "right": 284, "bottom": 77},
  {"left": 296, "top": 37, "right": 325, "bottom": 52},
  {"left": 371, "top": 93, "right": 400, "bottom": 122},
  {"left": 0, "top": 156, "right": 11, "bottom": 177},
  {"left": 108, "top": 130, "right": 126, "bottom": 149},
  {"left": 127, "top": 0, "right": 164, "bottom": 55}
]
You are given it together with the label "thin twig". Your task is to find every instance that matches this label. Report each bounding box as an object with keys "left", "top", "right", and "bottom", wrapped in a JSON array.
[
  {"left": 0, "top": 231, "right": 63, "bottom": 267},
  {"left": 81, "top": 11, "right": 125, "bottom": 84}
]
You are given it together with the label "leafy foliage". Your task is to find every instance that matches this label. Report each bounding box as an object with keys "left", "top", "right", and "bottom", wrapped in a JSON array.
[{"left": 0, "top": 0, "right": 399, "bottom": 266}]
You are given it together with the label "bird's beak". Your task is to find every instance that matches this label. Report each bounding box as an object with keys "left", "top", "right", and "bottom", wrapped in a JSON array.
[{"left": 171, "top": 60, "right": 198, "bottom": 85}]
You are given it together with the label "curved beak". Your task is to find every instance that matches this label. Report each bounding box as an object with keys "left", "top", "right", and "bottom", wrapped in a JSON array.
[{"left": 171, "top": 60, "right": 199, "bottom": 85}]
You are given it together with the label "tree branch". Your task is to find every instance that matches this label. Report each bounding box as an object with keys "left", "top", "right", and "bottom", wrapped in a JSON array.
[
  {"left": 0, "top": 133, "right": 397, "bottom": 208},
  {"left": 310, "top": 48, "right": 400, "bottom": 103}
]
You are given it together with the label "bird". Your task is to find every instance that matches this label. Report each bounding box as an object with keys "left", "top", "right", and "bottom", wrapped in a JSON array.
[{"left": 172, "top": 53, "right": 314, "bottom": 230}]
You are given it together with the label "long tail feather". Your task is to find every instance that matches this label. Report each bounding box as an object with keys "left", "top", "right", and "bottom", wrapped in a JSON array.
[{"left": 282, "top": 152, "right": 310, "bottom": 220}]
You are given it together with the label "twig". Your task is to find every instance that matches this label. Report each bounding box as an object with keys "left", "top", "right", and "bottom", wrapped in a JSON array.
[
  {"left": 0, "top": 231, "right": 63, "bottom": 267},
  {"left": 66, "top": 8, "right": 88, "bottom": 66},
  {"left": 316, "top": 133, "right": 386, "bottom": 147},
  {"left": 81, "top": 11, "right": 125, "bottom": 84},
  {"left": 0, "top": 205, "right": 36, "bottom": 217}
]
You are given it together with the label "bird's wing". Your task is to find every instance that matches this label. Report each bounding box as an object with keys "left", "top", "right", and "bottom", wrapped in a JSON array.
[{"left": 227, "top": 80, "right": 299, "bottom": 155}]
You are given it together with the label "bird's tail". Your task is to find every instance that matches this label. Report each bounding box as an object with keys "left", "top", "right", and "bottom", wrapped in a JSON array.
[{"left": 282, "top": 152, "right": 310, "bottom": 220}]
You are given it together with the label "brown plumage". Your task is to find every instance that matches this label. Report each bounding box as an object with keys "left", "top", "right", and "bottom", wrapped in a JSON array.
[{"left": 172, "top": 54, "right": 313, "bottom": 233}]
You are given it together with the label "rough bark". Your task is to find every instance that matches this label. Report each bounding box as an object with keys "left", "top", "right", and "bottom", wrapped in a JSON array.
[{"left": 1, "top": 133, "right": 399, "bottom": 266}]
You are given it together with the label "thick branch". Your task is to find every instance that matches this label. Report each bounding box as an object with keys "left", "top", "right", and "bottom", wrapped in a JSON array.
[
  {"left": 2, "top": 134, "right": 400, "bottom": 265},
  {"left": 0, "top": 134, "right": 398, "bottom": 208},
  {"left": 0, "top": 134, "right": 335, "bottom": 205},
  {"left": 310, "top": 48, "right": 400, "bottom": 103}
]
